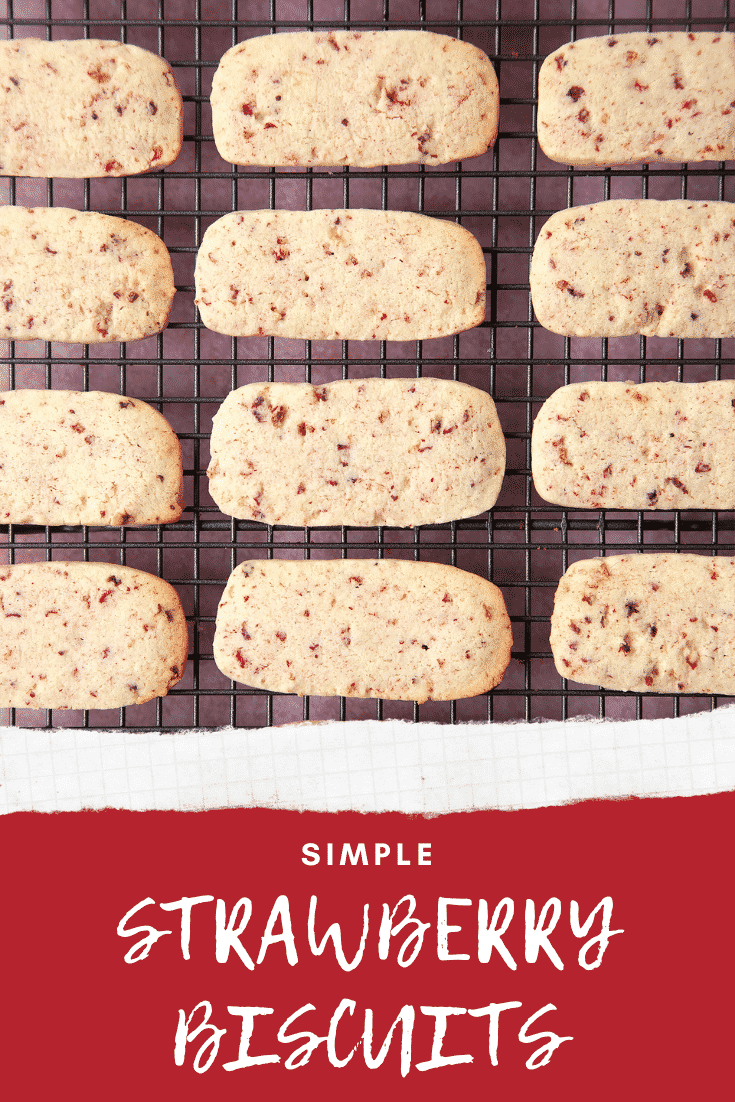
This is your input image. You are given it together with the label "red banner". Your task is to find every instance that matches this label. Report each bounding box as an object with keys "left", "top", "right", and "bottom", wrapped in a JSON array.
[{"left": 2, "top": 795, "right": 732, "bottom": 1097}]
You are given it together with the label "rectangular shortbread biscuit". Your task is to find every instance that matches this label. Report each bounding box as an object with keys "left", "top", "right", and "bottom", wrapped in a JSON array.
[
  {"left": 532, "top": 381, "right": 735, "bottom": 510},
  {"left": 550, "top": 553, "right": 735, "bottom": 695},
  {"left": 0, "top": 206, "right": 175, "bottom": 343},
  {"left": 530, "top": 200, "right": 735, "bottom": 338},
  {"left": 0, "top": 390, "right": 183, "bottom": 526},
  {"left": 0, "top": 39, "right": 182, "bottom": 177},
  {"left": 214, "top": 559, "right": 512, "bottom": 703},
  {"left": 207, "top": 378, "right": 505, "bottom": 527},
  {"left": 211, "top": 30, "right": 498, "bottom": 168},
  {"left": 0, "top": 561, "right": 188, "bottom": 709},
  {"left": 538, "top": 32, "right": 735, "bottom": 166},
  {"left": 195, "top": 209, "right": 485, "bottom": 341}
]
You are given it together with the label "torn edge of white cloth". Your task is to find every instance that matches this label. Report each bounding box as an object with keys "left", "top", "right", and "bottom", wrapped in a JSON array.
[{"left": 1, "top": 706, "right": 734, "bottom": 815}]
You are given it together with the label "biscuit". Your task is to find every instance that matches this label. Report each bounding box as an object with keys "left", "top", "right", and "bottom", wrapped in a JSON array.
[
  {"left": 0, "top": 390, "right": 183, "bottom": 526},
  {"left": 532, "top": 381, "right": 735, "bottom": 510},
  {"left": 0, "top": 561, "right": 188, "bottom": 709},
  {"left": 0, "top": 38, "right": 182, "bottom": 177},
  {"left": 550, "top": 553, "right": 735, "bottom": 694},
  {"left": 195, "top": 209, "right": 485, "bottom": 341},
  {"left": 211, "top": 30, "right": 498, "bottom": 168},
  {"left": 208, "top": 378, "right": 505, "bottom": 527},
  {"left": 538, "top": 32, "right": 735, "bottom": 167},
  {"left": 0, "top": 206, "right": 175, "bottom": 343},
  {"left": 530, "top": 199, "right": 735, "bottom": 338},
  {"left": 213, "top": 559, "right": 512, "bottom": 703}
]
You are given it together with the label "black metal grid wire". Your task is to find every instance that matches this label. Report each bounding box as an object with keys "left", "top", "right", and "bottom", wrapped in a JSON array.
[{"left": 0, "top": 0, "right": 733, "bottom": 731}]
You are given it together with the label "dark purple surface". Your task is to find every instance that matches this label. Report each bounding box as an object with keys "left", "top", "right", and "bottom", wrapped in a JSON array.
[{"left": 0, "top": 0, "right": 732, "bottom": 730}]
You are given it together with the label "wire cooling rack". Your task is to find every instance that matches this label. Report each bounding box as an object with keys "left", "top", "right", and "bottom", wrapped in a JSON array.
[{"left": 0, "top": 0, "right": 733, "bottom": 731}]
